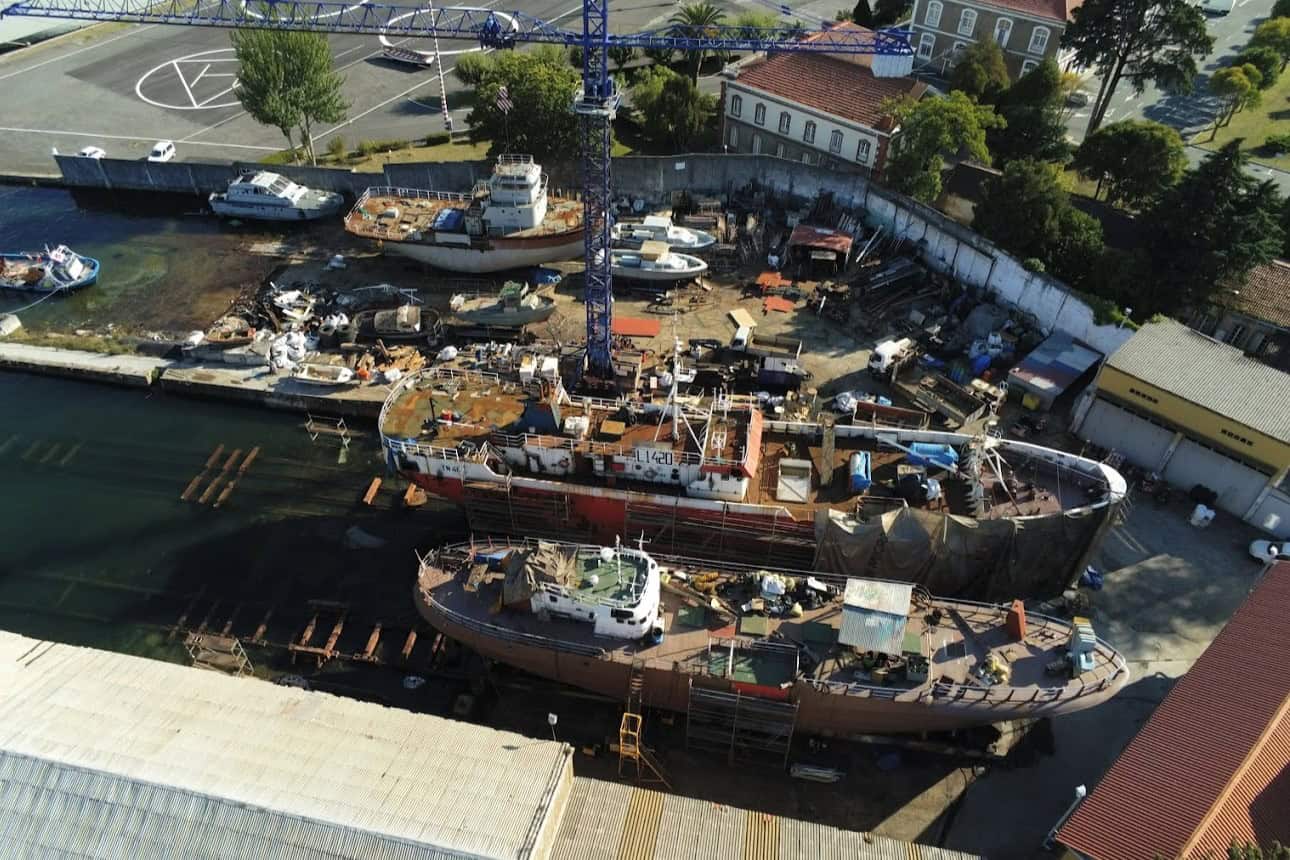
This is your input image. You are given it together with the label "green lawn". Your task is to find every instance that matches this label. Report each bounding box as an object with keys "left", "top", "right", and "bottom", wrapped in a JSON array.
[
  {"left": 1197, "top": 69, "right": 1290, "bottom": 171},
  {"left": 262, "top": 134, "right": 633, "bottom": 169}
]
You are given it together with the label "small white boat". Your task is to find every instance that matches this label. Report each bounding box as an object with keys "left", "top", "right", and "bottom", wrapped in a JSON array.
[
  {"left": 210, "top": 172, "right": 344, "bottom": 221},
  {"left": 610, "top": 242, "right": 708, "bottom": 282},
  {"left": 291, "top": 363, "right": 355, "bottom": 386},
  {"left": 1, "top": 246, "right": 99, "bottom": 293},
  {"left": 612, "top": 215, "right": 715, "bottom": 251}
]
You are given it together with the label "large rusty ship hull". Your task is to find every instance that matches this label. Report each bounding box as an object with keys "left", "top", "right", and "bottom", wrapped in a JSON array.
[
  {"left": 383, "top": 230, "right": 585, "bottom": 274},
  {"left": 414, "top": 576, "right": 1128, "bottom": 737}
]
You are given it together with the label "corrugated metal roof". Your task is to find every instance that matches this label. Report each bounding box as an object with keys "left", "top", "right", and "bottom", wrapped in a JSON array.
[
  {"left": 0, "top": 751, "right": 464, "bottom": 860},
  {"left": 1058, "top": 562, "right": 1290, "bottom": 860},
  {"left": 554, "top": 777, "right": 980, "bottom": 860},
  {"left": 0, "top": 632, "right": 572, "bottom": 860},
  {"left": 1104, "top": 319, "right": 1290, "bottom": 443},
  {"left": 840, "top": 579, "right": 912, "bottom": 654}
]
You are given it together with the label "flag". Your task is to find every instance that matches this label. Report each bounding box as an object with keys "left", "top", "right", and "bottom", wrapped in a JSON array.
[{"left": 495, "top": 86, "right": 513, "bottom": 114}]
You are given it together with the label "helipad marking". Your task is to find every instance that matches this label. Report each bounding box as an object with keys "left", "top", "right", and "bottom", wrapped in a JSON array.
[{"left": 135, "top": 49, "right": 242, "bottom": 111}]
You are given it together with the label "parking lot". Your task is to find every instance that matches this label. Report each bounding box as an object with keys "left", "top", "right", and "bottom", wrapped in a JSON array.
[{"left": 0, "top": 0, "right": 677, "bottom": 174}]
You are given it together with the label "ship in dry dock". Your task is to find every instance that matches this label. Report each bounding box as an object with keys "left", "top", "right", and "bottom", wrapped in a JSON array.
[
  {"left": 415, "top": 539, "right": 1128, "bottom": 736},
  {"left": 344, "top": 155, "right": 584, "bottom": 274},
  {"left": 379, "top": 358, "right": 1127, "bottom": 596}
]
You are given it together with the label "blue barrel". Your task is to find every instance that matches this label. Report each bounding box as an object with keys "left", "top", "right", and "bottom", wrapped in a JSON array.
[
  {"left": 849, "top": 452, "right": 872, "bottom": 493},
  {"left": 970, "top": 353, "right": 991, "bottom": 377},
  {"left": 907, "top": 443, "right": 959, "bottom": 471}
]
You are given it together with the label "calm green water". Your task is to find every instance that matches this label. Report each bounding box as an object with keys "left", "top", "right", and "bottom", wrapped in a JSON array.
[
  {"left": 0, "top": 184, "right": 281, "bottom": 334},
  {"left": 0, "top": 186, "right": 467, "bottom": 675}
]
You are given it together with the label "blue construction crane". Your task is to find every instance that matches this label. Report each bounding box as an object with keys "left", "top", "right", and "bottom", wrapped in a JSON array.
[{"left": 1, "top": 0, "right": 912, "bottom": 380}]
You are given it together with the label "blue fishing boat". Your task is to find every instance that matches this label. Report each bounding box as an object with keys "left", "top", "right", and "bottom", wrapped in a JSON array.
[{"left": 0, "top": 246, "right": 99, "bottom": 294}]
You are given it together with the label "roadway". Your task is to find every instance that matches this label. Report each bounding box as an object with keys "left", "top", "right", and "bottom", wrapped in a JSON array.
[{"left": 0, "top": 0, "right": 683, "bottom": 175}]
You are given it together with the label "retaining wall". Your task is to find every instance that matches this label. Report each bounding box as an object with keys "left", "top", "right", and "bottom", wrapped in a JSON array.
[{"left": 53, "top": 152, "right": 1131, "bottom": 354}]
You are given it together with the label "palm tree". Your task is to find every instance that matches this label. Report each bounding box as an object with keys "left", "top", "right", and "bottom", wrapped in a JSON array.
[{"left": 668, "top": 2, "right": 727, "bottom": 83}]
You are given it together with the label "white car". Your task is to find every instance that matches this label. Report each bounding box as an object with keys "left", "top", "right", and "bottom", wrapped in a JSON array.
[
  {"left": 147, "top": 140, "right": 176, "bottom": 162},
  {"left": 1249, "top": 540, "right": 1289, "bottom": 563},
  {"left": 1199, "top": 0, "right": 1234, "bottom": 14},
  {"left": 77, "top": 146, "right": 106, "bottom": 159}
]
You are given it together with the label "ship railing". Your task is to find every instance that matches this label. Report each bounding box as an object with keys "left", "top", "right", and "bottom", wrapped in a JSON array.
[
  {"left": 496, "top": 153, "right": 535, "bottom": 166},
  {"left": 383, "top": 437, "right": 463, "bottom": 461},
  {"left": 421, "top": 587, "right": 606, "bottom": 659},
  {"left": 356, "top": 185, "right": 471, "bottom": 205}
]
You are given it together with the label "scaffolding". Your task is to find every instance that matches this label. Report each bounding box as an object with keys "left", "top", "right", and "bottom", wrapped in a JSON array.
[
  {"left": 617, "top": 663, "right": 671, "bottom": 788},
  {"left": 185, "top": 633, "right": 253, "bottom": 677},
  {"left": 305, "top": 413, "right": 351, "bottom": 448},
  {"left": 685, "top": 683, "right": 797, "bottom": 769}
]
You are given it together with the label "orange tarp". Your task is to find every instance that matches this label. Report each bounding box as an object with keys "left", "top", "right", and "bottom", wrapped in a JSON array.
[
  {"left": 611, "top": 316, "right": 661, "bottom": 338},
  {"left": 763, "top": 296, "right": 795, "bottom": 313}
]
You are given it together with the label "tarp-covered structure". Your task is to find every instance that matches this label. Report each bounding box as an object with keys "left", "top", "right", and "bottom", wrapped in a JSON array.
[
  {"left": 501, "top": 541, "right": 577, "bottom": 606},
  {"left": 1007, "top": 333, "right": 1102, "bottom": 411},
  {"left": 813, "top": 505, "right": 1109, "bottom": 599}
]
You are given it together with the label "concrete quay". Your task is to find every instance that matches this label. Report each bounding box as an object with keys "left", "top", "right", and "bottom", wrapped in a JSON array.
[{"left": 0, "top": 342, "right": 391, "bottom": 419}]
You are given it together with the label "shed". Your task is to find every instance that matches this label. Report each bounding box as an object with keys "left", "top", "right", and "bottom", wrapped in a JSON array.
[
  {"left": 838, "top": 578, "right": 913, "bottom": 654},
  {"left": 787, "top": 224, "right": 854, "bottom": 262},
  {"left": 1007, "top": 333, "right": 1102, "bottom": 411}
]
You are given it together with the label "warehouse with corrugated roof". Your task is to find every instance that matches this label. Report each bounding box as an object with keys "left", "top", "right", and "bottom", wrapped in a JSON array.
[
  {"left": 0, "top": 632, "right": 978, "bottom": 860},
  {"left": 1073, "top": 319, "right": 1290, "bottom": 537}
]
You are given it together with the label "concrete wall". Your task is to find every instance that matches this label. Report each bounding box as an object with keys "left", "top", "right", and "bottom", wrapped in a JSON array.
[{"left": 54, "top": 151, "right": 1131, "bottom": 354}]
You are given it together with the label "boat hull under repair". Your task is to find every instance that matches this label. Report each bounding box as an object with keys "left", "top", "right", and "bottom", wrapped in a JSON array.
[
  {"left": 414, "top": 571, "right": 1126, "bottom": 737},
  {"left": 383, "top": 232, "right": 585, "bottom": 273}
]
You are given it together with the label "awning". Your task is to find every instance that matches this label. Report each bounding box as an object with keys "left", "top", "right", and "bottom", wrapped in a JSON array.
[{"left": 787, "top": 224, "right": 853, "bottom": 257}]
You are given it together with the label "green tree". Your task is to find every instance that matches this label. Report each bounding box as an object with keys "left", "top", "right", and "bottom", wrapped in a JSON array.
[
  {"left": 230, "top": 28, "right": 302, "bottom": 160},
  {"left": 1073, "top": 119, "right": 1185, "bottom": 209},
  {"left": 669, "top": 2, "right": 727, "bottom": 83},
  {"left": 973, "top": 159, "right": 1103, "bottom": 287},
  {"left": 851, "top": 0, "right": 874, "bottom": 26},
  {"left": 231, "top": 28, "right": 347, "bottom": 166},
  {"left": 1063, "top": 0, "right": 1213, "bottom": 133},
  {"left": 630, "top": 65, "right": 718, "bottom": 150},
  {"left": 289, "top": 32, "right": 347, "bottom": 165},
  {"left": 1281, "top": 196, "right": 1290, "bottom": 259},
  {"left": 1250, "top": 18, "right": 1290, "bottom": 69},
  {"left": 989, "top": 58, "right": 1071, "bottom": 164},
  {"left": 455, "top": 47, "right": 581, "bottom": 161},
  {"left": 949, "top": 41, "right": 1010, "bottom": 104},
  {"left": 1274, "top": 0, "right": 1290, "bottom": 18},
  {"left": 1210, "top": 64, "right": 1262, "bottom": 131},
  {"left": 1142, "top": 141, "right": 1284, "bottom": 313},
  {"left": 872, "top": 0, "right": 911, "bottom": 26},
  {"left": 882, "top": 90, "right": 1003, "bottom": 202},
  {"left": 1234, "top": 45, "right": 1281, "bottom": 89}
]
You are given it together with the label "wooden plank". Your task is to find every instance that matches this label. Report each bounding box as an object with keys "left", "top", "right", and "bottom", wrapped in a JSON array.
[
  {"left": 38, "top": 443, "right": 62, "bottom": 465},
  {"left": 400, "top": 630, "right": 418, "bottom": 664},
  {"left": 198, "top": 448, "right": 242, "bottom": 505},
  {"left": 250, "top": 608, "right": 273, "bottom": 645},
  {"left": 362, "top": 477, "right": 382, "bottom": 505},
  {"left": 57, "top": 441, "right": 83, "bottom": 467},
  {"left": 182, "top": 444, "right": 225, "bottom": 502},
  {"left": 357, "top": 622, "right": 383, "bottom": 662},
  {"left": 215, "top": 445, "right": 260, "bottom": 509}
]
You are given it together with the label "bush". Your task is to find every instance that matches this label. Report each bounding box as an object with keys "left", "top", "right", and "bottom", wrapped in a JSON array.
[
  {"left": 1022, "top": 257, "right": 1046, "bottom": 272},
  {"left": 260, "top": 148, "right": 302, "bottom": 165},
  {"left": 1266, "top": 133, "right": 1290, "bottom": 154},
  {"left": 325, "top": 137, "right": 346, "bottom": 160},
  {"left": 423, "top": 132, "right": 451, "bottom": 147},
  {"left": 357, "top": 138, "right": 407, "bottom": 156}
]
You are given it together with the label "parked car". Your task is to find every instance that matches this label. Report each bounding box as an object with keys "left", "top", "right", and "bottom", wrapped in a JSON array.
[
  {"left": 147, "top": 140, "right": 176, "bottom": 162},
  {"left": 1199, "top": 0, "right": 1234, "bottom": 15},
  {"left": 77, "top": 146, "right": 106, "bottom": 159},
  {"left": 1065, "top": 90, "right": 1091, "bottom": 108},
  {"left": 1248, "top": 540, "right": 1289, "bottom": 563}
]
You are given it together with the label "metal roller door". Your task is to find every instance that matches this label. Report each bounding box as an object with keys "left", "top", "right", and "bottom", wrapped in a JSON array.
[
  {"left": 1163, "top": 438, "right": 1269, "bottom": 515},
  {"left": 1080, "top": 398, "right": 1175, "bottom": 470}
]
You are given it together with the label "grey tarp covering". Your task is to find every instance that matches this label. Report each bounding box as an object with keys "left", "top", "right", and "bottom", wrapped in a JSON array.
[{"left": 813, "top": 505, "right": 1109, "bottom": 600}]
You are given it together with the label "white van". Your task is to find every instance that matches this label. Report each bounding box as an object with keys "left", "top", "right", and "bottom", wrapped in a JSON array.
[
  {"left": 867, "top": 337, "right": 914, "bottom": 375},
  {"left": 732, "top": 325, "right": 752, "bottom": 349},
  {"left": 147, "top": 140, "right": 176, "bottom": 162}
]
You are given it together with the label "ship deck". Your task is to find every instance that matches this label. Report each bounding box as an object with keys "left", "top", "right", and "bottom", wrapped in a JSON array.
[
  {"left": 345, "top": 190, "right": 584, "bottom": 243},
  {"left": 420, "top": 549, "right": 1125, "bottom": 703}
]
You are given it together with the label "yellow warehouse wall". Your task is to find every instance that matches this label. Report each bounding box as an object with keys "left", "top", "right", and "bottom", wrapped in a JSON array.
[{"left": 1098, "top": 366, "right": 1290, "bottom": 471}]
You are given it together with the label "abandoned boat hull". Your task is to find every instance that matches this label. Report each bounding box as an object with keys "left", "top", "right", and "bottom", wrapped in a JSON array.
[{"left": 383, "top": 233, "right": 585, "bottom": 274}]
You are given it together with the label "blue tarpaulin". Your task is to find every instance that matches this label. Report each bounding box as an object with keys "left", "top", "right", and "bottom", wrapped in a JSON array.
[{"left": 433, "top": 209, "right": 464, "bottom": 232}]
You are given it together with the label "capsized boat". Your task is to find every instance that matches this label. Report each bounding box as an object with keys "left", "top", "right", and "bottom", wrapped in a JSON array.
[
  {"left": 291, "top": 362, "right": 354, "bottom": 386},
  {"left": 0, "top": 246, "right": 99, "bottom": 293},
  {"left": 209, "top": 171, "right": 344, "bottom": 221},
  {"left": 610, "top": 242, "right": 708, "bottom": 282},
  {"left": 612, "top": 214, "right": 716, "bottom": 250},
  {"left": 448, "top": 282, "right": 556, "bottom": 328},
  {"left": 416, "top": 539, "right": 1129, "bottom": 736},
  {"left": 344, "top": 155, "right": 584, "bottom": 274},
  {"left": 353, "top": 305, "right": 443, "bottom": 343}
]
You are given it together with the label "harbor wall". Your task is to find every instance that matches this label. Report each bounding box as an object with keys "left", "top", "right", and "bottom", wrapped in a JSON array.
[{"left": 52, "top": 152, "right": 1131, "bottom": 355}]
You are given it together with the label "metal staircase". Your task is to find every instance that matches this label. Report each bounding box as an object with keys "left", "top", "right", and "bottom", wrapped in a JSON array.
[{"left": 618, "top": 661, "right": 670, "bottom": 788}]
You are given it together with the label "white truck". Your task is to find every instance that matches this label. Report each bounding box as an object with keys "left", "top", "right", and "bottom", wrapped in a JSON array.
[{"left": 867, "top": 337, "right": 916, "bottom": 377}]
